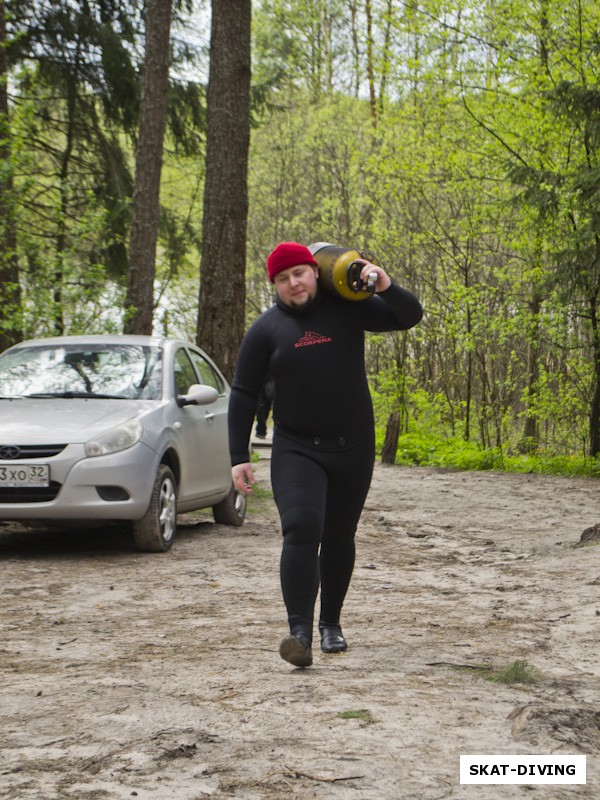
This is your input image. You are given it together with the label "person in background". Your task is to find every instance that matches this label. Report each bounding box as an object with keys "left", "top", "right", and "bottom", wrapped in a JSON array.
[
  {"left": 228, "top": 242, "right": 423, "bottom": 667},
  {"left": 254, "top": 376, "right": 274, "bottom": 439}
]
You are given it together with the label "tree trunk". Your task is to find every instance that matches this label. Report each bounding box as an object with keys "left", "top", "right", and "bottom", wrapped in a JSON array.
[
  {"left": 54, "top": 73, "right": 77, "bottom": 336},
  {"left": 365, "top": 0, "right": 377, "bottom": 126},
  {"left": 381, "top": 411, "right": 400, "bottom": 464},
  {"left": 519, "top": 293, "right": 542, "bottom": 453},
  {"left": 124, "top": 0, "right": 172, "bottom": 334},
  {"left": 378, "top": 0, "right": 393, "bottom": 114},
  {"left": 589, "top": 294, "right": 600, "bottom": 457},
  {"left": 196, "top": 0, "right": 251, "bottom": 382},
  {"left": 0, "top": 0, "right": 20, "bottom": 352}
]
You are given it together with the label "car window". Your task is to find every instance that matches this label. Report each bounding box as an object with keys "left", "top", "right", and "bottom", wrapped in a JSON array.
[
  {"left": 188, "top": 351, "right": 226, "bottom": 394},
  {"left": 0, "top": 345, "right": 162, "bottom": 399},
  {"left": 173, "top": 348, "right": 199, "bottom": 395}
]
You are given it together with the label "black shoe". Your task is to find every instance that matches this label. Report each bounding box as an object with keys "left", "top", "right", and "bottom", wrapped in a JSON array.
[
  {"left": 279, "top": 634, "right": 313, "bottom": 667},
  {"left": 319, "top": 623, "right": 347, "bottom": 653},
  {"left": 255, "top": 430, "right": 267, "bottom": 439}
]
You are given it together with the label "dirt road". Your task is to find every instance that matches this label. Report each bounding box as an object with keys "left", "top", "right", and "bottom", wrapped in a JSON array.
[{"left": 1, "top": 455, "right": 599, "bottom": 799}]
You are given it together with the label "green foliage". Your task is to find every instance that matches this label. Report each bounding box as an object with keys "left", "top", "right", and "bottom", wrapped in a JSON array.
[
  {"left": 5, "top": 0, "right": 600, "bottom": 472},
  {"left": 385, "top": 428, "right": 600, "bottom": 478},
  {"left": 2, "top": 0, "right": 208, "bottom": 343},
  {"left": 373, "top": 381, "right": 600, "bottom": 477},
  {"left": 167, "top": 81, "right": 207, "bottom": 156}
]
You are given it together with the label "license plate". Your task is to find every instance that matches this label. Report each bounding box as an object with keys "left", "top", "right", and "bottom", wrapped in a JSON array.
[{"left": 0, "top": 464, "right": 50, "bottom": 487}]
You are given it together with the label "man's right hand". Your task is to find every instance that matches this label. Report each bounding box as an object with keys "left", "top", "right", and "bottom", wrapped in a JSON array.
[{"left": 232, "top": 463, "right": 255, "bottom": 494}]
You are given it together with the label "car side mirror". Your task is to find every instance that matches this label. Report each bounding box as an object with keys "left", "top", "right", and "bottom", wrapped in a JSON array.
[{"left": 177, "top": 383, "right": 219, "bottom": 408}]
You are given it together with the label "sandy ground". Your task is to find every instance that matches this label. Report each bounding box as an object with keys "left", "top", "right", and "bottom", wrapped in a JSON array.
[{"left": 1, "top": 447, "right": 599, "bottom": 800}]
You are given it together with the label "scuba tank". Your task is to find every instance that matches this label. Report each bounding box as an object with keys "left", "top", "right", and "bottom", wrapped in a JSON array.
[{"left": 308, "top": 242, "right": 380, "bottom": 302}]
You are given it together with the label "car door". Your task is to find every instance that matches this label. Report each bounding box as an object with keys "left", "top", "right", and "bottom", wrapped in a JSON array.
[{"left": 171, "top": 346, "right": 230, "bottom": 501}]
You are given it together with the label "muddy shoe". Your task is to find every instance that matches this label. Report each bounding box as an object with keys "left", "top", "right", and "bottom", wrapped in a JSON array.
[
  {"left": 319, "top": 623, "right": 347, "bottom": 653},
  {"left": 279, "top": 634, "right": 313, "bottom": 667}
]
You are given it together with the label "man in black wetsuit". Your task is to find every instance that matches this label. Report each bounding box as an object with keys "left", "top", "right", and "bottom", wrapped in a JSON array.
[{"left": 229, "top": 241, "right": 422, "bottom": 668}]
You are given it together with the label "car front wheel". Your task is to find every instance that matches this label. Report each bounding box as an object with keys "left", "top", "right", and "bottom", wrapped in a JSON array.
[
  {"left": 132, "top": 465, "right": 177, "bottom": 552},
  {"left": 212, "top": 483, "right": 246, "bottom": 527}
]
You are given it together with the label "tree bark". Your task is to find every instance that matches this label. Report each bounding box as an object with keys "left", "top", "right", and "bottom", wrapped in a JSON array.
[
  {"left": 196, "top": 0, "right": 251, "bottom": 382},
  {"left": 124, "top": 0, "right": 172, "bottom": 334},
  {"left": 381, "top": 411, "right": 400, "bottom": 464}
]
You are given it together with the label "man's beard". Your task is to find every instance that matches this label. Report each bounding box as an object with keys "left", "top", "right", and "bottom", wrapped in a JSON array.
[{"left": 288, "top": 289, "right": 317, "bottom": 308}]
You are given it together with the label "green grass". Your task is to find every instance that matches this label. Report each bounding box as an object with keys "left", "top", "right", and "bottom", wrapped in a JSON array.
[
  {"left": 380, "top": 430, "right": 600, "bottom": 478},
  {"left": 245, "top": 482, "right": 274, "bottom": 515},
  {"left": 337, "top": 709, "right": 376, "bottom": 724},
  {"left": 448, "top": 659, "right": 542, "bottom": 685},
  {"left": 485, "top": 659, "right": 542, "bottom": 685}
]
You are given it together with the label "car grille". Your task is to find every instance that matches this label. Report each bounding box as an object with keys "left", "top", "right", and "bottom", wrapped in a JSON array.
[
  {"left": 0, "top": 482, "right": 62, "bottom": 503},
  {"left": 0, "top": 444, "right": 67, "bottom": 459},
  {"left": 0, "top": 445, "right": 66, "bottom": 503}
]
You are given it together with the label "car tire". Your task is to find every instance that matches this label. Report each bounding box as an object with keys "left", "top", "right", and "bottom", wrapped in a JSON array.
[
  {"left": 212, "top": 483, "right": 247, "bottom": 527},
  {"left": 132, "top": 465, "right": 177, "bottom": 552}
]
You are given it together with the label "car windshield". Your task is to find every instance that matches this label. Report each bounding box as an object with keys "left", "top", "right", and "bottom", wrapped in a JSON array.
[{"left": 0, "top": 344, "right": 163, "bottom": 400}]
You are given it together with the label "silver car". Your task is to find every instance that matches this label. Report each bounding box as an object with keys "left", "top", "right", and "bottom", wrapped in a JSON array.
[{"left": 0, "top": 335, "right": 246, "bottom": 551}]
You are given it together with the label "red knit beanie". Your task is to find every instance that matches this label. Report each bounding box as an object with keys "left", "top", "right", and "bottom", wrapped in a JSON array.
[{"left": 266, "top": 242, "right": 318, "bottom": 282}]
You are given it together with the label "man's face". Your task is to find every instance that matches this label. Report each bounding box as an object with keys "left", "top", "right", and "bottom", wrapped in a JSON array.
[{"left": 273, "top": 263, "right": 319, "bottom": 308}]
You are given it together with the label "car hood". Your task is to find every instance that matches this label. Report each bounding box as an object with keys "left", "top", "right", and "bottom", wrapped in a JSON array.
[{"left": 0, "top": 398, "right": 157, "bottom": 444}]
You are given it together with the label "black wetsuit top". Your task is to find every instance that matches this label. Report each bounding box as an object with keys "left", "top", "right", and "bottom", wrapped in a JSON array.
[{"left": 228, "top": 283, "right": 423, "bottom": 464}]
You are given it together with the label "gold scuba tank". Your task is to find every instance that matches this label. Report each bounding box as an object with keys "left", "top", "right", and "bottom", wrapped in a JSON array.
[{"left": 308, "top": 242, "right": 380, "bottom": 302}]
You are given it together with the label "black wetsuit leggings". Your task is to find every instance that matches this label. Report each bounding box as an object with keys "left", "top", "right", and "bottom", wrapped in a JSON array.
[{"left": 270, "top": 430, "right": 375, "bottom": 638}]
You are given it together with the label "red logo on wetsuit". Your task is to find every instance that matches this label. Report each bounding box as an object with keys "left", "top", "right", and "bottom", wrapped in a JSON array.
[{"left": 295, "top": 331, "right": 333, "bottom": 348}]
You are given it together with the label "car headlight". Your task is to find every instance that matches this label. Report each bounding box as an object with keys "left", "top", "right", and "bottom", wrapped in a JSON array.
[{"left": 85, "top": 418, "right": 143, "bottom": 457}]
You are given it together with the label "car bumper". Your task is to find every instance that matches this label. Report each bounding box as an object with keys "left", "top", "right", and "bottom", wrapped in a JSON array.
[{"left": 0, "top": 442, "right": 160, "bottom": 521}]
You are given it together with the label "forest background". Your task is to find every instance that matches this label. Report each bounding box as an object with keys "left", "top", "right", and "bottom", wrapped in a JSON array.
[{"left": 2, "top": 0, "right": 600, "bottom": 477}]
